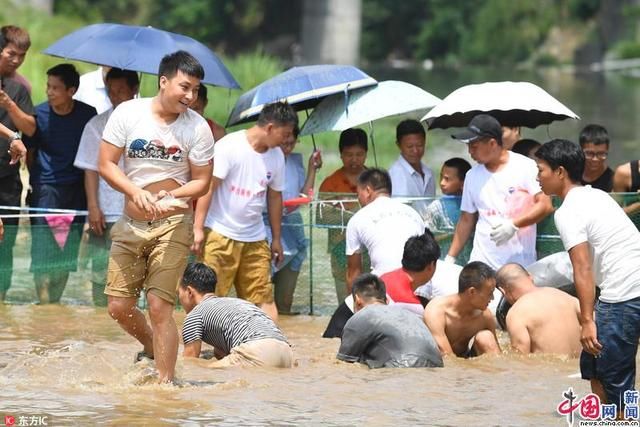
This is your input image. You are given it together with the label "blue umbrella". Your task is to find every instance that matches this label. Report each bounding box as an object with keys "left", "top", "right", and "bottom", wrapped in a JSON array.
[
  {"left": 43, "top": 23, "right": 240, "bottom": 89},
  {"left": 226, "top": 64, "right": 377, "bottom": 127}
]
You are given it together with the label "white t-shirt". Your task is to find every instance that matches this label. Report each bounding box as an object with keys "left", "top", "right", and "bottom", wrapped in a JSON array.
[
  {"left": 346, "top": 196, "right": 424, "bottom": 275},
  {"left": 461, "top": 152, "right": 540, "bottom": 269},
  {"left": 73, "top": 68, "right": 112, "bottom": 114},
  {"left": 205, "top": 130, "right": 285, "bottom": 242},
  {"left": 102, "top": 98, "right": 214, "bottom": 189},
  {"left": 555, "top": 186, "right": 640, "bottom": 303},
  {"left": 73, "top": 108, "right": 124, "bottom": 223},
  {"left": 389, "top": 155, "right": 436, "bottom": 198}
]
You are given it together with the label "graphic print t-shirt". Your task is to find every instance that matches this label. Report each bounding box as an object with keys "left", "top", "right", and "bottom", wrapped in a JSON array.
[{"left": 102, "top": 98, "right": 214, "bottom": 189}]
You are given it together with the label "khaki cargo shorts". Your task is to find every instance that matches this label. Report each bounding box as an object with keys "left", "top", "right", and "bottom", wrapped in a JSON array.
[
  {"left": 105, "top": 214, "right": 193, "bottom": 304},
  {"left": 201, "top": 228, "right": 274, "bottom": 304}
]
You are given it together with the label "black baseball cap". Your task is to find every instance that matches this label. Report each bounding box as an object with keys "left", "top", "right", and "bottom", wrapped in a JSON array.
[{"left": 451, "top": 114, "right": 502, "bottom": 143}]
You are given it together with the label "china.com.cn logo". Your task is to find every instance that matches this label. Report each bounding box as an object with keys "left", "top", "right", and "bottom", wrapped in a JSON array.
[{"left": 557, "top": 387, "right": 640, "bottom": 426}]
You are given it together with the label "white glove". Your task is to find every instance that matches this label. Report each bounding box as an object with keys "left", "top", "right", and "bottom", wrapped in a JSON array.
[
  {"left": 444, "top": 255, "right": 457, "bottom": 264},
  {"left": 490, "top": 219, "right": 519, "bottom": 246}
]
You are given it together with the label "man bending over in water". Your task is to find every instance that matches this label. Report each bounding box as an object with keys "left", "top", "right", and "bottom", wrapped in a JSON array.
[
  {"left": 423, "top": 261, "right": 501, "bottom": 357},
  {"left": 180, "top": 263, "right": 293, "bottom": 368},
  {"left": 337, "top": 273, "right": 443, "bottom": 368},
  {"left": 496, "top": 263, "right": 581, "bottom": 356}
]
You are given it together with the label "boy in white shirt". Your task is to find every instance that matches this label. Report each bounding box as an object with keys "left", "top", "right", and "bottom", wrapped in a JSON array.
[
  {"left": 193, "top": 101, "right": 298, "bottom": 323},
  {"left": 536, "top": 138, "right": 640, "bottom": 410},
  {"left": 98, "top": 51, "right": 214, "bottom": 383}
]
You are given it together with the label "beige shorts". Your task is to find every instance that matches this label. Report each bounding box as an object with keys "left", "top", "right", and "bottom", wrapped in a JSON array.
[
  {"left": 105, "top": 214, "right": 193, "bottom": 304},
  {"left": 202, "top": 228, "right": 273, "bottom": 304},
  {"left": 210, "top": 339, "right": 293, "bottom": 368}
]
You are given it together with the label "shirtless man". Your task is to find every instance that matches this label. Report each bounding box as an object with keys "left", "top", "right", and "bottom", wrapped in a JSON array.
[
  {"left": 496, "top": 263, "right": 581, "bottom": 356},
  {"left": 99, "top": 51, "right": 214, "bottom": 383},
  {"left": 423, "top": 261, "right": 501, "bottom": 357}
]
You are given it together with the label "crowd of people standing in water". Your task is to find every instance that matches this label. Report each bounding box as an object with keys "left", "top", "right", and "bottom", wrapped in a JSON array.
[{"left": 1, "top": 24, "right": 640, "bottom": 418}]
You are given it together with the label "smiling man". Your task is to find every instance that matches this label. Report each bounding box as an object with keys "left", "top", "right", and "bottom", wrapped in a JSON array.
[
  {"left": 535, "top": 139, "right": 640, "bottom": 409},
  {"left": 23, "top": 64, "right": 96, "bottom": 304},
  {"left": 99, "top": 50, "right": 214, "bottom": 383}
]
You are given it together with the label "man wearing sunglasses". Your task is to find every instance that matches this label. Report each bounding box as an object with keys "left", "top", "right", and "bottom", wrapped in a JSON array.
[{"left": 579, "top": 124, "right": 613, "bottom": 192}]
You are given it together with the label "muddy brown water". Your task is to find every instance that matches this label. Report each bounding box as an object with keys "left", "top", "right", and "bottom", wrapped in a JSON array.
[{"left": 0, "top": 303, "right": 613, "bottom": 426}]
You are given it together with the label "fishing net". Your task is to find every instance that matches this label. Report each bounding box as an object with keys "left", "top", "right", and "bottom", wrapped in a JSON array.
[{"left": 2, "top": 192, "right": 640, "bottom": 313}]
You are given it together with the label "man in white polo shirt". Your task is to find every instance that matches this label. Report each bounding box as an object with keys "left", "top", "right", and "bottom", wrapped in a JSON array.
[{"left": 536, "top": 138, "right": 640, "bottom": 411}]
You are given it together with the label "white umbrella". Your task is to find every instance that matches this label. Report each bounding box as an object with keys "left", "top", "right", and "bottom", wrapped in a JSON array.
[
  {"left": 300, "top": 80, "right": 441, "bottom": 136},
  {"left": 421, "top": 81, "right": 579, "bottom": 129}
]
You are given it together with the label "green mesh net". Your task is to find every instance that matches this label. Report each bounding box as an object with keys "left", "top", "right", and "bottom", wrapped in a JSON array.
[{"left": 2, "top": 192, "right": 640, "bottom": 313}]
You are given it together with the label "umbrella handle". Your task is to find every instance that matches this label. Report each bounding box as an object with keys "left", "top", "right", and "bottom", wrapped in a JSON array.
[
  {"left": 368, "top": 121, "right": 378, "bottom": 167},
  {"left": 304, "top": 109, "right": 318, "bottom": 151},
  {"left": 343, "top": 84, "right": 351, "bottom": 117}
]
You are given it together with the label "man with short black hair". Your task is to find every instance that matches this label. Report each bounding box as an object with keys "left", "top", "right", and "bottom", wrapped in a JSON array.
[
  {"left": 0, "top": 27, "right": 34, "bottom": 302},
  {"left": 380, "top": 230, "right": 440, "bottom": 312},
  {"left": 346, "top": 167, "right": 424, "bottom": 289},
  {"left": 99, "top": 50, "right": 214, "bottom": 383},
  {"left": 423, "top": 261, "right": 501, "bottom": 357},
  {"left": 0, "top": 25, "right": 32, "bottom": 92},
  {"left": 24, "top": 63, "right": 97, "bottom": 304},
  {"left": 194, "top": 101, "right": 298, "bottom": 323},
  {"left": 179, "top": 262, "right": 292, "bottom": 367},
  {"left": 446, "top": 114, "right": 553, "bottom": 275},
  {"left": 388, "top": 119, "right": 435, "bottom": 216},
  {"left": 536, "top": 138, "right": 640, "bottom": 407},
  {"left": 337, "top": 273, "right": 443, "bottom": 368},
  {"left": 579, "top": 124, "right": 613, "bottom": 192}
]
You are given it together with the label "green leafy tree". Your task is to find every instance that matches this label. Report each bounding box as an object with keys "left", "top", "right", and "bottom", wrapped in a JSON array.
[
  {"left": 361, "top": 0, "right": 428, "bottom": 61},
  {"left": 460, "top": 0, "right": 556, "bottom": 64},
  {"left": 414, "top": 0, "right": 483, "bottom": 61}
]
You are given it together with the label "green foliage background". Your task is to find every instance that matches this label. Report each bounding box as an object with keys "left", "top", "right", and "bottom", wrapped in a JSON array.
[{"left": 47, "top": 0, "right": 615, "bottom": 65}]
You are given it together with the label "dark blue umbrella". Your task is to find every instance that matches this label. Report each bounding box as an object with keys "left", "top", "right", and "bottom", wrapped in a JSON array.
[
  {"left": 226, "top": 65, "right": 377, "bottom": 126},
  {"left": 43, "top": 23, "right": 240, "bottom": 89}
]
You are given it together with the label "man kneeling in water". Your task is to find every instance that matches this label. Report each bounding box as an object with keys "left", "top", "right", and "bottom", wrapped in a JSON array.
[
  {"left": 423, "top": 261, "right": 501, "bottom": 357},
  {"left": 337, "top": 273, "right": 443, "bottom": 368},
  {"left": 179, "top": 263, "right": 293, "bottom": 368},
  {"left": 496, "top": 263, "right": 581, "bottom": 357}
]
